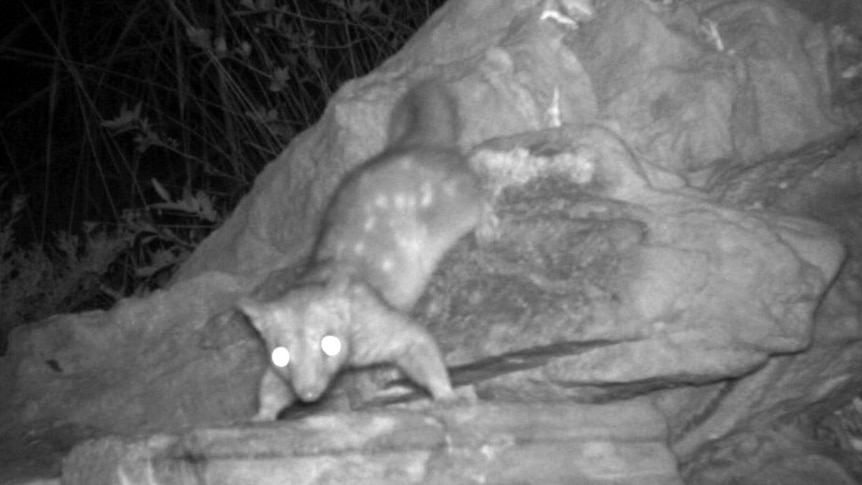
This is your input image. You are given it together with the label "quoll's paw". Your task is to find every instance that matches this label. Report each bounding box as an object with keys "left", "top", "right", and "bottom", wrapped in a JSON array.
[
  {"left": 251, "top": 409, "right": 278, "bottom": 422},
  {"left": 253, "top": 368, "right": 295, "bottom": 422},
  {"left": 437, "top": 385, "right": 478, "bottom": 408}
]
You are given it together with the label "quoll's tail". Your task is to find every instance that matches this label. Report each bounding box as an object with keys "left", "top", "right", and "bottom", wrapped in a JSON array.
[{"left": 388, "top": 80, "right": 460, "bottom": 150}]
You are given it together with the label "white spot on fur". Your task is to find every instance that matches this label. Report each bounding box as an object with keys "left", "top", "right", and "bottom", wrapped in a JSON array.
[
  {"left": 381, "top": 258, "right": 395, "bottom": 272},
  {"left": 395, "top": 227, "right": 426, "bottom": 257},
  {"left": 353, "top": 241, "right": 366, "bottom": 254},
  {"left": 420, "top": 182, "right": 435, "bottom": 207},
  {"left": 363, "top": 216, "right": 377, "bottom": 231},
  {"left": 374, "top": 194, "right": 389, "bottom": 208},
  {"left": 394, "top": 193, "right": 415, "bottom": 210},
  {"left": 442, "top": 180, "right": 460, "bottom": 197},
  {"left": 398, "top": 156, "right": 415, "bottom": 169}
]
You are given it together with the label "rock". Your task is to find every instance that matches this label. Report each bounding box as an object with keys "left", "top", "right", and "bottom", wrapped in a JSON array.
[
  {"left": 2, "top": 0, "right": 861, "bottom": 483},
  {"left": 60, "top": 402, "right": 679, "bottom": 485}
]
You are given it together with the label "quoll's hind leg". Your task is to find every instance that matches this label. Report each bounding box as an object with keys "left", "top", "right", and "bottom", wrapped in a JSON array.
[{"left": 253, "top": 367, "right": 295, "bottom": 421}]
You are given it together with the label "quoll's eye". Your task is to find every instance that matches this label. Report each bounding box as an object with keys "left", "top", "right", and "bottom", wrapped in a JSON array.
[
  {"left": 320, "top": 335, "right": 342, "bottom": 357},
  {"left": 271, "top": 346, "right": 290, "bottom": 367}
]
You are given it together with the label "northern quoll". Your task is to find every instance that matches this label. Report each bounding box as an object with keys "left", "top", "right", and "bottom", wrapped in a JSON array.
[{"left": 238, "top": 81, "right": 483, "bottom": 420}]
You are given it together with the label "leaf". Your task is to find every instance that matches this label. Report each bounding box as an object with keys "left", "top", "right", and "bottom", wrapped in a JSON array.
[
  {"left": 236, "top": 41, "right": 252, "bottom": 58},
  {"left": 186, "top": 27, "right": 212, "bottom": 51},
  {"left": 101, "top": 102, "right": 142, "bottom": 130},
  {"left": 269, "top": 67, "right": 289, "bottom": 92},
  {"left": 196, "top": 191, "right": 217, "bottom": 222},
  {"left": 348, "top": 0, "right": 372, "bottom": 16},
  {"left": 151, "top": 179, "right": 172, "bottom": 203},
  {"left": 135, "top": 249, "right": 181, "bottom": 277},
  {"left": 215, "top": 36, "right": 228, "bottom": 58}
]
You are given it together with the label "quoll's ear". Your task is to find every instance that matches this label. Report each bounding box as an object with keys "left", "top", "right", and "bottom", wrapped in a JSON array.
[
  {"left": 326, "top": 272, "right": 351, "bottom": 295},
  {"left": 329, "top": 293, "right": 352, "bottom": 323},
  {"left": 236, "top": 297, "right": 267, "bottom": 331},
  {"left": 317, "top": 282, "right": 352, "bottom": 323}
]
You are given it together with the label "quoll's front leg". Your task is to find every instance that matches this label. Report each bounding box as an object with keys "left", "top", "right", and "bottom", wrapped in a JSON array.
[
  {"left": 391, "top": 323, "right": 456, "bottom": 402},
  {"left": 253, "top": 367, "right": 295, "bottom": 421}
]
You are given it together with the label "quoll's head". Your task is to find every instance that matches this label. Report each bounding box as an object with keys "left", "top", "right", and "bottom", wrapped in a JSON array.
[{"left": 237, "top": 287, "right": 352, "bottom": 403}]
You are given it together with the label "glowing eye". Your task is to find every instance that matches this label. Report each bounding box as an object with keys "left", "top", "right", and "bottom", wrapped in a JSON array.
[
  {"left": 271, "top": 347, "right": 290, "bottom": 367},
  {"left": 320, "top": 335, "right": 342, "bottom": 357}
]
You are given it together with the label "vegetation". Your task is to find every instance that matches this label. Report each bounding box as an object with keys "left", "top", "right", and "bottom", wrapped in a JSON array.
[{"left": 0, "top": 0, "right": 444, "bottom": 350}]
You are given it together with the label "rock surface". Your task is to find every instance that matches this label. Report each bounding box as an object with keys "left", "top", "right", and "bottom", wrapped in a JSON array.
[
  {"left": 61, "top": 402, "right": 679, "bottom": 485},
  {"left": 2, "top": 0, "right": 862, "bottom": 483}
]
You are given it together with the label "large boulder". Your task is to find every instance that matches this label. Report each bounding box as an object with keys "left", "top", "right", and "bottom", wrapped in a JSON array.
[{"left": 3, "top": 0, "right": 861, "bottom": 483}]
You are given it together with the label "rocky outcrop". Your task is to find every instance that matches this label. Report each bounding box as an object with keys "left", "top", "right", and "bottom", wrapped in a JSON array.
[{"left": 3, "top": 0, "right": 862, "bottom": 483}]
